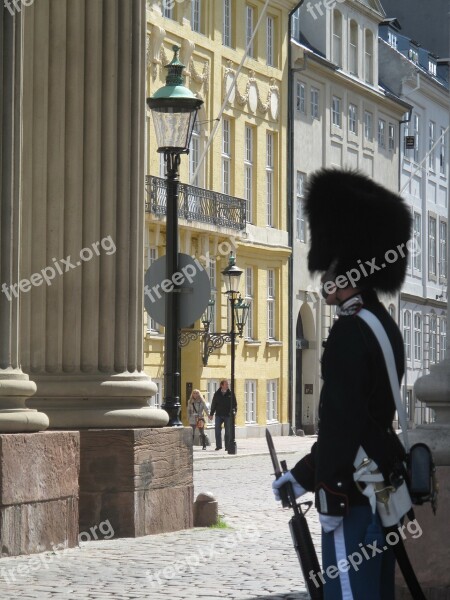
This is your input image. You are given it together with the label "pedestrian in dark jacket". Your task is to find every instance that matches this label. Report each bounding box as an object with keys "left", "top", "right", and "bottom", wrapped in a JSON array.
[
  {"left": 273, "top": 169, "right": 411, "bottom": 600},
  {"left": 209, "top": 379, "right": 237, "bottom": 451}
]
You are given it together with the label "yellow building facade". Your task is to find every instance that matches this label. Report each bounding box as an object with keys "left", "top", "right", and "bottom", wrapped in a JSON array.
[{"left": 146, "top": 0, "right": 297, "bottom": 436}]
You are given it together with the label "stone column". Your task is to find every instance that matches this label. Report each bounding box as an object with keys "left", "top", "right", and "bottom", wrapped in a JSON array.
[
  {"left": 0, "top": 7, "right": 48, "bottom": 432},
  {"left": 20, "top": 0, "right": 167, "bottom": 428}
]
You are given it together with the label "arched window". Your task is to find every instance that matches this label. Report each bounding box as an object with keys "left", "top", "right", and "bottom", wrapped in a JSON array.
[
  {"left": 403, "top": 311, "right": 411, "bottom": 360},
  {"left": 333, "top": 11, "right": 342, "bottom": 67},
  {"left": 414, "top": 313, "right": 422, "bottom": 361},
  {"left": 349, "top": 21, "right": 358, "bottom": 75},
  {"left": 364, "top": 30, "right": 373, "bottom": 84},
  {"left": 388, "top": 304, "right": 396, "bottom": 320},
  {"left": 429, "top": 314, "right": 437, "bottom": 364}
]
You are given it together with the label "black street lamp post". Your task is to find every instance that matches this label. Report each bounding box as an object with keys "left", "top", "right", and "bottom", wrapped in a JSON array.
[
  {"left": 221, "top": 254, "right": 249, "bottom": 455},
  {"left": 147, "top": 46, "right": 203, "bottom": 426},
  {"left": 178, "top": 254, "right": 249, "bottom": 453}
]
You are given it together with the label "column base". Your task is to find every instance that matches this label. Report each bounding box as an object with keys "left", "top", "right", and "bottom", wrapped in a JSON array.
[
  {"left": 0, "top": 370, "right": 48, "bottom": 432},
  {"left": 79, "top": 427, "right": 193, "bottom": 537},
  {"left": 0, "top": 431, "right": 79, "bottom": 556},
  {"left": 27, "top": 372, "right": 169, "bottom": 428}
]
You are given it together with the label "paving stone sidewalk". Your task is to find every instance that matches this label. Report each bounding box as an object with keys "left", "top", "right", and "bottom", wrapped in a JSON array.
[{"left": 0, "top": 435, "right": 317, "bottom": 600}]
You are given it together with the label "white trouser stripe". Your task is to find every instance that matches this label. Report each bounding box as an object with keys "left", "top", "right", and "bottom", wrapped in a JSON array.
[{"left": 333, "top": 523, "right": 354, "bottom": 600}]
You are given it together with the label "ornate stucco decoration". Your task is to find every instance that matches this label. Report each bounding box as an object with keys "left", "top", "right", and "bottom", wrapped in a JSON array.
[
  {"left": 149, "top": 24, "right": 166, "bottom": 78},
  {"left": 223, "top": 63, "right": 279, "bottom": 119},
  {"left": 180, "top": 39, "right": 209, "bottom": 94}
]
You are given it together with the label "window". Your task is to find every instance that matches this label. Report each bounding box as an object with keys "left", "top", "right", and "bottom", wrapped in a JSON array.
[
  {"left": 365, "top": 30, "right": 373, "bottom": 84},
  {"left": 296, "top": 81, "right": 306, "bottom": 113},
  {"left": 413, "top": 212, "right": 422, "bottom": 271},
  {"left": 414, "top": 313, "right": 422, "bottom": 361},
  {"left": 409, "top": 48, "right": 418, "bottom": 63},
  {"left": 163, "top": 2, "right": 174, "bottom": 19},
  {"left": 310, "top": 87, "right": 319, "bottom": 119},
  {"left": 349, "top": 21, "right": 358, "bottom": 75},
  {"left": 332, "top": 96, "right": 341, "bottom": 128},
  {"left": 429, "top": 314, "right": 437, "bottom": 364},
  {"left": 439, "top": 220, "right": 447, "bottom": 278},
  {"left": 246, "top": 5, "right": 255, "bottom": 57},
  {"left": 267, "top": 16, "right": 274, "bottom": 66},
  {"left": 388, "top": 123, "right": 395, "bottom": 151},
  {"left": 413, "top": 114, "right": 420, "bottom": 163},
  {"left": 223, "top": 0, "right": 232, "bottom": 47},
  {"left": 348, "top": 104, "right": 357, "bottom": 134},
  {"left": 440, "top": 127, "right": 446, "bottom": 175},
  {"left": 429, "top": 121, "right": 436, "bottom": 171},
  {"left": 378, "top": 119, "right": 386, "bottom": 148},
  {"left": 388, "top": 304, "right": 396, "bottom": 320},
  {"left": 147, "top": 247, "right": 160, "bottom": 333},
  {"left": 245, "top": 267, "right": 254, "bottom": 339},
  {"left": 292, "top": 8, "right": 300, "bottom": 42},
  {"left": 267, "top": 269, "right": 275, "bottom": 339},
  {"left": 266, "top": 379, "right": 278, "bottom": 421},
  {"left": 209, "top": 259, "right": 217, "bottom": 330},
  {"left": 189, "top": 120, "right": 201, "bottom": 187},
  {"left": 429, "top": 216, "right": 437, "bottom": 277},
  {"left": 332, "top": 10, "right": 342, "bottom": 67},
  {"left": 440, "top": 318, "right": 447, "bottom": 360},
  {"left": 206, "top": 380, "right": 220, "bottom": 408},
  {"left": 222, "top": 118, "right": 231, "bottom": 194},
  {"left": 244, "top": 125, "right": 253, "bottom": 222},
  {"left": 364, "top": 111, "right": 373, "bottom": 141},
  {"left": 245, "top": 380, "right": 257, "bottom": 423},
  {"left": 266, "top": 132, "right": 274, "bottom": 227},
  {"left": 148, "top": 378, "right": 162, "bottom": 409},
  {"left": 403, "top": 311, "right": 411, "bottom": 360},
  {"left": 296, "top": 172, "right": 306, "bottom": 242},
  {"left": 388, "top": 31, "right": 397, "bottom": 49},
  {"left": 429, "top": 61, "right": 437, "bottom": 76},
  {"left": 159, "top": 152, "right": 166, "bottom": 178},
  {"left": 191, "top": 0, "right": 201, "bottom": 33}
]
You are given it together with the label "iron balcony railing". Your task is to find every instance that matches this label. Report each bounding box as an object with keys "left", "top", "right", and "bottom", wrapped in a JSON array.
[{"left": 145, "top": 175, "right": 246, "bottom": 231}]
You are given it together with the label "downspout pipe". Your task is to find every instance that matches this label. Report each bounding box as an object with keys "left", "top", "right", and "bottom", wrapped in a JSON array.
[{"left": 287, "top": 1, "right": 304, "bottom": 434}]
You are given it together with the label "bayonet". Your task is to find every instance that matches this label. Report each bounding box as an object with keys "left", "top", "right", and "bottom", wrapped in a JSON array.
[{"left": 266, "top": 429, "right": 323, "bottom": 600}]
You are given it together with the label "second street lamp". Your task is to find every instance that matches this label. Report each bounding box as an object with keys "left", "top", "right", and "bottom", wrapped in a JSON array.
[
  {"left": 221, "top": 254, "right": 249, "bottom": 455},
  {"left": 147, "top": 46, "right": 203, "bottom": 426}
]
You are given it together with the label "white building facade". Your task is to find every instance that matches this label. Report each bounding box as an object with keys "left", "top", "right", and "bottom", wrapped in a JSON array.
[
  {"left": 291, "top": 0, "right": 409, "bottom": 433},
  {"left": 379, "top": 21, "right": 449, "bottom": 425}
]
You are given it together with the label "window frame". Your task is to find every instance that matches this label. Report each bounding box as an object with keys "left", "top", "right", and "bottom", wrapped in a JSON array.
[
  {"left": 310, "top": 87, "right": 319, "bottom": 119},
  {"left": 348, "top": 103, "right": 357, "bottom": 135},
  {"left": 332, "top": 96, "right": 341, "bottom": 128}
]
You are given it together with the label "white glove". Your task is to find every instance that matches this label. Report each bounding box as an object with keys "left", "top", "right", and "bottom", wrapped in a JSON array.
[
  {"left": 319, "top": 514, "right": 344, "bottom": 533},
  {"left": 272, "top": 471, "right": 306, "bottom": 502}
]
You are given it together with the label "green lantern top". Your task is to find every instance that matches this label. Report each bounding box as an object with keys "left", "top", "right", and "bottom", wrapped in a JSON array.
[{"left": 151, "top": 45, "right": 199, "bottom": 102}]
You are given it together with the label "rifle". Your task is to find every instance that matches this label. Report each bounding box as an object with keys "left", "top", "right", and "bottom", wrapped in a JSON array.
[{"left": 266, "top": 429, "right": 323, "bottom": 600}]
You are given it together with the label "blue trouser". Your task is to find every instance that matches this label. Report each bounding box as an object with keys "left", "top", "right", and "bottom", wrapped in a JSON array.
[
  {"left": 214, "top": 415, "right": 231, "bottom": 449},
  {"left": 319, "top": 506, "right": 395, "bottom": 600}
]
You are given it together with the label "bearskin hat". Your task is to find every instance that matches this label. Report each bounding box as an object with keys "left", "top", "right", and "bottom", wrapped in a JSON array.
[{"left": 304, "top": 168, "right": 412, "bottom": 294}]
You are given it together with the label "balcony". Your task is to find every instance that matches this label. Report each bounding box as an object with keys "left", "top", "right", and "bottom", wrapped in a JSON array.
[{"left": 145, "top": 176, "right": 246, "bottom": 231}]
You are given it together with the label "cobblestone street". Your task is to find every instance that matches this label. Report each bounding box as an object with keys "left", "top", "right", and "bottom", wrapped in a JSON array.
[{"left": 0, "top": 435, "right": 317, "bottom": 600}]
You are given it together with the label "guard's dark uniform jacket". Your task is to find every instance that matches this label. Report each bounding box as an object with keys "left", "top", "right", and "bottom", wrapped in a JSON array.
[{"left": 291, "top": 289, "right": 406, "bottom": 516}]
